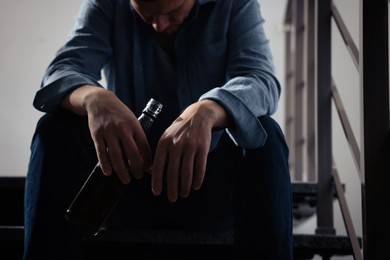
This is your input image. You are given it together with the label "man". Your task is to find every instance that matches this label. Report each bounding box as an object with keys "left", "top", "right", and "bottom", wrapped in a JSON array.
[{"left": 24, "top": 0, "right": 292, "bottom": 259}]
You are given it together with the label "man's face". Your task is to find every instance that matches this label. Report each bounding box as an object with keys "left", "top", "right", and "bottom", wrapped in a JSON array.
[{"left": 131, "top": 0, "right": 196, "bottom": 35}]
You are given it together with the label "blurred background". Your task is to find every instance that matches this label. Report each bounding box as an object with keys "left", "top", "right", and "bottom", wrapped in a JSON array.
[{"left": 0, "top": 0, "right": 289, "bottom": 177}]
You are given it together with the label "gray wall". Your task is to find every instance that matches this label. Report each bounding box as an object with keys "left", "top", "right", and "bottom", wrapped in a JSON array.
[
  {"left": 0, "top": 0, "right": 83, "bottom": 176},
  {"left": 0, "top": 0, "right": 286, "bottom": 177}
]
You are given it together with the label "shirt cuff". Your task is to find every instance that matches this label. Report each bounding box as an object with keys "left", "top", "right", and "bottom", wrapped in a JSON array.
[
  {"left": 33, "top": 72, "right": 102, "bottom": 113},
  {"left": 199, "top": 87, "right": 267, "bottom": 149}
]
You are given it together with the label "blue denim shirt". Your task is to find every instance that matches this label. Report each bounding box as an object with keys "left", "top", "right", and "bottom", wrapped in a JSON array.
[{"left": 33, "top": 0, "right": 281, "bottom": 150}]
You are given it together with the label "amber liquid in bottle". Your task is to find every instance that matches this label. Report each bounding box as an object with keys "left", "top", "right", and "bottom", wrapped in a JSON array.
[{"left": 65, "top": 98, "right": 163, "bottom": 235}]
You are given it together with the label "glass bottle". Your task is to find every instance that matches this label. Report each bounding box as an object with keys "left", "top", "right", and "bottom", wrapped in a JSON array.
[{"left": 64, "top": 98, "right": 163, "bottom": 235}]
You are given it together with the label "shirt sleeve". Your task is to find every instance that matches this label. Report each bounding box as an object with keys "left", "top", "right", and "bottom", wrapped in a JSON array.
[
  {"left": 200, "top": 0, "right": 280, "bottom": 149},
  {"left": 33, "top": 0, "right": 114, "bottom": 113}
]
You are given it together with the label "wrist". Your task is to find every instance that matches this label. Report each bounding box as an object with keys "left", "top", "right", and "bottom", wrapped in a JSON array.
[
  {"left": 61, "top": 85, "right": 106, "bottom": 115},
  {"left": 197, "top": 99, "right": 231, "bottom": 129},
  {"left": 81, "top": 86, "right": 111, "bottom": 113}
]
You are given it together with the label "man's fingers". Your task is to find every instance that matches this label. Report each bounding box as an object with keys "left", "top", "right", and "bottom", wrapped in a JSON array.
[
  {"left": 166, "top": 150, "right": 181, "bottom": 203},
  {"left": 106, "top": 140, "right": 131, "bottom": 184},
  {"left": 95, "top": 138, "right": 112, "bottom": 176},
  {"left": 179, "top": 151, "right": 194, "bottom": 198},
  {"left": 132, "top": 132, "right": 152, "bottom": 178},
  {"left": 121, "top": 137, "right": 143, "bottom": 180},
  {"left": 151, "top": 145, "right": 168, "bottom": 196},
  {"left": 192, "top": 148, "right": 207, "bottom": 191}
]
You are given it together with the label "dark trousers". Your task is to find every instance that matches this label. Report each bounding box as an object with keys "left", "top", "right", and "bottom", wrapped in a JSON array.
[{"left": 24, "top": 110, "right": 292, "bottom": 259}]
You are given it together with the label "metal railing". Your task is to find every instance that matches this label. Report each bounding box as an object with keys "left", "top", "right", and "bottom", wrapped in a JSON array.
[{"left": 284, "top": 0, "right": 390, "bottom": 259}]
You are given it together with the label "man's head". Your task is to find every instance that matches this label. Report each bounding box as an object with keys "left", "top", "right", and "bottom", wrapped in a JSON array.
[{"left": 130, "top": 0, "right": 196, "bottom": 35}]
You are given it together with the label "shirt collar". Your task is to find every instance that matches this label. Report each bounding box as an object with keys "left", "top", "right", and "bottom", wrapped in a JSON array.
[
  {"left": 129, "top": 0, "right": 217, "bottom": 11},
  {"left": 128, "top": 0, "right": 217, "bottom": 29},
  {"left": 188, "top": 0, "right": 216, "bottom": 23},
  {"left": 198, "top": 0, "right": 217, "bottom": 5}
]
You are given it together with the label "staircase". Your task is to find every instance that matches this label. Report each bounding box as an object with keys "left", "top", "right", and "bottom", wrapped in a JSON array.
[
  {"left": 283, "top": 0, "right": 390, "bottom": 259},
  {"left": 0, "top": 176, "right": 359, "bottom": 260}
]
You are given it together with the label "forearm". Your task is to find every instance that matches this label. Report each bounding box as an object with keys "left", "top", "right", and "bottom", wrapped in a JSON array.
[
  {"left": 180, "top": 99, "right": 232, "bottom": 130},
  {"left": 34, "top": 0, "right": 114, "bottom": 114},
  {"left": 61, "top": 85, "right": 107, "bottom": 116},
  {"left": 199, "top": 84, "right": 272, "bottom": 149}
]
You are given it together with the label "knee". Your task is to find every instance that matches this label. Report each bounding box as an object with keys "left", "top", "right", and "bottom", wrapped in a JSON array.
[
  {"left": 258, "top": 116, "right": 289, "bottom": 156},
  {"left": 258, "top": 116, "right": 283, "bottom": 138},
  {"left": 31, "top": 110, "right": 91, "bottom": 152},
  {"left": 34, "top": 110, "right": 85, "bottom": 135}
]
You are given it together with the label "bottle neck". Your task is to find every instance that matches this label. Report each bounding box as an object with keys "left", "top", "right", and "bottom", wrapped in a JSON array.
[
  {"left": 138, "top": 113, "right": 154, "bottom": 133},
  {"left": 142, "top": 111, "right": 157, "bottom": 120},
  {"left": 138, "top": 98, "right": 163, "bottom": 133}
]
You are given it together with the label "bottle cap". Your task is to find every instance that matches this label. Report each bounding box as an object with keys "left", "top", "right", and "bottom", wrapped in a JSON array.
[{"left": 143, "top": 98, "right": 163, "bottom": 118}]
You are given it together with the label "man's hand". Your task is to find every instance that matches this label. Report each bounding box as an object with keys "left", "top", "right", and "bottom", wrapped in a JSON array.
[
  {"left": 151, "top": 99, "right": 231, "bottom": 202},
  {"left": 61, "top": 85, "right": 152, "bottom": 184}
]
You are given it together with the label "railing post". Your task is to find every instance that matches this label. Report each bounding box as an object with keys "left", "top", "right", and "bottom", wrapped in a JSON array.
[
  {"left": 284, "top": 0, "right": 294, "bottom": 178},
  {"left": 360, "top": 0, "right": 390, "bottom": 259},
  {"left": 314, "top": 0, "right": 335, "bottom": 235},
  {"left": 285, "top": 0, "right": 305, "bottom": 181},
  {"left": 292, "top": 0, "right": 305, "bottom": 181},
  {"left": 304, "top": 0, "right": 316, "bottom": 182}
]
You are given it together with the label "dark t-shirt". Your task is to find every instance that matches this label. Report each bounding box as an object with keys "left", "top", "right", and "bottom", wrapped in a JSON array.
[{"left": 148, "top": 33, "right": 180, "bottom": 155}]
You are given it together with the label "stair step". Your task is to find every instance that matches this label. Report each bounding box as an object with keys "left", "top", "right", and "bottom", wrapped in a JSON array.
[
  {"left": 0, "top": 177, "right": 328, "bottom": 226},
  {"left": 0, "top": 177, "right": 355, "bottom": 259},
  {"left": 0, "top": 226, "right": 360, "bottom": 259}
]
